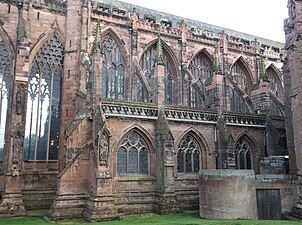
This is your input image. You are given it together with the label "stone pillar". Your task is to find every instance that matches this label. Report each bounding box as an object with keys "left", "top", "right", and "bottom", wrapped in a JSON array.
[
  {"left": 0, "top": 0, "right": 29, "bottom": 217},
  {"left": 59, "top": 0, "right": 83, "bottom": 171},
  {"left": 285, "top": 0, "right": 302, "bottom": 217},
  {"left": 199, "top": 170, "right": 257, "bottom": 219},
  {"left": 155, "top": 109, "right": 177, "bottom": 214}
]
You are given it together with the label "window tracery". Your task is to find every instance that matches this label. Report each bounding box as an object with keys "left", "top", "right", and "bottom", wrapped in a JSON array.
[
  {"left": 101, "top": 35, "right": 125, "bottom": 100},
  {"left": 138, "top": 45, "right": 174, "bottom": 104},
  {"left": 117, "top": 130, "right": 149, "bottom": 175},
  {"left": 24, "top": 36, "right": 63, "bottom": 161},
  {"left": 235, "top": 137, "right": 252, "bottom": 169},
  {"left": 188, "top": 52, "right": 213, "bottom": 107},
  {"left": 177, "top": 133, "right": 201, "bottom": 173},
  {"left": 267, "top": 67, "right": 282, "bottom": 98}
]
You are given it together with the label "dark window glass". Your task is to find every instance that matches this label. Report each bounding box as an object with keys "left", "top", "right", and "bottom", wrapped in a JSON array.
[
  {"left": 139, "top": 148, "right": 148, "bottom": 174},
  {"left": 177, "top": 134, "right": 201, "bottom": 173},
  {"left": 177, "top": 150, "right": 184, "bottom": 173},
  {"left": 128, "top": 148, "right": 138, "bottom": 173},
  {"left": 267, "top": 67, "right": 282, "bottom": 98},
  {"left": 235, "top": 137, "right": 252, "bottom": 170},
  {"left": 229, "top": 88, "right": 249, "bottom": 113},
  {"left": 231, "top": 63, "right": 247, "bottom": 90},
  {"left": 117, "top": 130, "right": 149, "bottom": 175},
  {"left": 188, "top": 52, "right": 213, "bottom": 107},
  {"left": 138, "top": 44, "right": 174, "bottom": 104},
  {"left": 117, "top": 147, "right": 127, "bottom": 174},
  {"left": 24, "top": 36, "right": 63, "bottom": 161},
  {"left": 102, "top": 35, "right": 125, "bottom": 100},
  {"left": 0, "top": 41, "right": 11, "bottom": 161}
]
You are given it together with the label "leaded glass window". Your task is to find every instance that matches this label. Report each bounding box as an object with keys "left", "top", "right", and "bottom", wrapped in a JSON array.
[
  {"left": 189, "top": 53, "right": 213, "bottom": 81},
  {"left": 102, "top": 35, "right": 125, "bottom": 100},
  {"left": 177, "top": 134, "right": 201, "bottom": 173},
  {"left": 24, "top": 36, "right": 63, "bottom": 161},
  {"left": 229, "top": 88, "right": 249, "bottom": 113},
  {"left": 138, "top": 45, "right": 174, "bottom": 104},
  {"left": 117, "top": 130, "right": 149, "bottom": 175},
  {"left": 231, "top": 63, "right": 245, "bottom": 87},
  {"left": 0, "top": 41, "right": 10, "bottom": 161},
  {"left": 267, "top": 67, "right": 283, "bottom": 98},
  {"left": 188, "top": 52, "right": 213, "bottom": 107},
  {"left": 235, "top": 137, "right": 252, "bottom": 170}
]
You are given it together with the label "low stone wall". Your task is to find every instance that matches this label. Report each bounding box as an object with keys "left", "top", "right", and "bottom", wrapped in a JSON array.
[{"left": 199, "top": 170, "right": 257, "bottom": 219}]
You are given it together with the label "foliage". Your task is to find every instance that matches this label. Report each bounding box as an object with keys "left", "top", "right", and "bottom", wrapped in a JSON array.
[{"left": 0, "top": 213, "right": 301, "bottom": 225}]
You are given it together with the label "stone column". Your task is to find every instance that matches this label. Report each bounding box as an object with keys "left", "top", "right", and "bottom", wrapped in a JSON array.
[
  {"left": 0, "top": 0, "right": 29, "bottom": 218},
  {"left": 285, "top": 0, "right": 302, "bottom": 217}
]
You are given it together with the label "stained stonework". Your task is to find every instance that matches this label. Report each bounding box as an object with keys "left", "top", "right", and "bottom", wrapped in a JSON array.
[
  {"left": 285, "top": 0, "right": 302, "bottom": 218},
  {"left": 0, "top": 0, "right": 298, "bottom": 221}
]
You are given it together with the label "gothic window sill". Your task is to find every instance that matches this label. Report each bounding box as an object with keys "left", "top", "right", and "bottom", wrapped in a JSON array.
[{"left": 116, "top": 174, "right": 156, "bottom": 182}]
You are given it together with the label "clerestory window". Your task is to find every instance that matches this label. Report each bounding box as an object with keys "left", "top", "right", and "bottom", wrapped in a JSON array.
[
  {"left": 138, "top": 45, "right": 173, "bottom": 104},
  {"left": 102, "top": 35, "right": 125, "bottom": 100}
]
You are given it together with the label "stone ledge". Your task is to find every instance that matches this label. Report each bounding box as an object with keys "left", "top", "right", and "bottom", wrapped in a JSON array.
[
  {"left": 199, "top": 169, "right": 255, "bottom": 177},
  {"left": 116, "top": 175, "right": 156, "bottom": 182}
]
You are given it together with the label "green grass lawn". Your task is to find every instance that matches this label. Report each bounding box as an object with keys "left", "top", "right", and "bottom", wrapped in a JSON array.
[{"left": 0, "top": 213, "right": 301, "bottom": 225}]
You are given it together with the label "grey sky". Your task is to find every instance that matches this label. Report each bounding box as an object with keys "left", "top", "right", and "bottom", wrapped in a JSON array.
[{"left": 121, "top": 0, "right": 288, "bottom": 43}]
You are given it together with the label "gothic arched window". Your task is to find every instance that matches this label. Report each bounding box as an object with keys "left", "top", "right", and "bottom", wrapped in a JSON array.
[
  {"left": 271, "top": 98, "right": 282, "bottom": 116},
  {"left": 102, "top": 35, "right": 125, "bottom": 100},
  {"left": 188, "top": 52, "right": 213, "bottom": 107},
  {"left": 189, "top": 52, "right": 213, "bottom": 81},
  {"left": 0, "top": 41, "right": 11, "bottom": 161},
  {"left": 267, "top": 67, "right": 283, "bottom": 98},
  {"left": 177, "top": 133, "right": 201, "bottom": 173},
  {"left": 229, "top": 88, "right": 249, "bottom": 113},
  {"left": 117, "top": 130, "right": 149, "bottom": 175},
  {"left": 24, "top": 36, "right": 63, "bottom": 161},
  {"left": 231, "top": 61, "right": 252, "bottom": 92},
  {"left": 138, "top": 44, "right": 174, "bottom": 104},
  {"left": 235, "top": 137, "right": 252, "bottom": 169}
]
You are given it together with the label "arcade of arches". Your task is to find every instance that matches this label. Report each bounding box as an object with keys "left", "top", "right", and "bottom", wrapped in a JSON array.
[{"left": 0, "top": 0, "right": 300, "bottom": 221}]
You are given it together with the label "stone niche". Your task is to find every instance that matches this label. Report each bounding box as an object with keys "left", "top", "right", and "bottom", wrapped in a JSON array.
[{"left": 199, "top": 170, "right": 257, "bottom": 219}]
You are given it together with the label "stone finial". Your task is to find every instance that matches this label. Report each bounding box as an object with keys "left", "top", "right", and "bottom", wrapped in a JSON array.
[
  {"left": 259, "top": 55, "right": 268, "bottom": 81},
  {"left": 92, "top": 19, "right": 102, "bottom": 54},
  {"left": 156, "top": 34, "right": 165, "bottom": 66}
]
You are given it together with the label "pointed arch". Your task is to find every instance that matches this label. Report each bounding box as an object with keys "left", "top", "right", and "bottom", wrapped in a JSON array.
[
  {"left": 137, "top": 37, "right": 179, "bottom": 104},
  {"left": 0, "top": 25, "right": 15, "bottom": 58},
  {"left": 0, "top": 26, "right": 14, "bottom": 161},
  {"left": 116, "top": 125, "right": 154, "bottom": 176},
  {"left": 101, "top": 28, "right": 128, "bottom": 100},
  {"left": 24, "top": 35, "right": 64, "bottom": 161},
  {"left": 188, "top": 47, "right": 214, "bottom": 67},
  {"left": 29, "top": 28, "right": 64, "bottom": 71},
  {"left": 269, "top": 93, "right": 284, "bottom": 116},
  {"left": 234, "top": 131, "right": 259, "bottom": 170},
  {"left": 176, "top": 127, "right": 209, "bottom": 173},
  {"left": 187, "top": 48, "right": 214, "bottom": 107},
  {"left": 101, "top": 26, "right": 129, "bottom": 57},
  {"left": 230, "top": 56, "right": 253, "bottom": 91},
  {"left": 119, "top": 124, "right": 155, "bottom": 151},
  {"left": 266, "top": 63, "right": 284, "bottom": 98}
]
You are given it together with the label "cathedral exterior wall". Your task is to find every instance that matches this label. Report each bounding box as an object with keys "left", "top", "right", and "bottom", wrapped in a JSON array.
[{"left": 0, "top": 0, "right": 297, "bottom": 220}]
